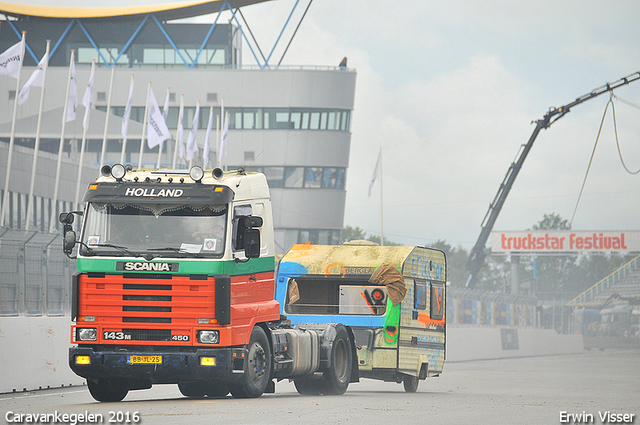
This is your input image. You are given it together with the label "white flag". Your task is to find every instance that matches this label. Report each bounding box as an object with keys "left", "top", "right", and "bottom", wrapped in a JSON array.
[
  {"left": 121, "top": 77, "right": 134, "bottom": 139},
  {"left": 203, "top": 107, "right": 214, "bottom": 167},
  {"left": 0, "top": 40, "right": 23, "bottom": 79},
  {"left": 82, "top": 64, "right": 95, "bottom": 129},
  {"left": 147, "top": 89, "right": 171, "bottom": 149},
  {"left": 186, "top": 103, "right": 200, "bottom": 161},
  {"left": 17, "top": 52, "right": 47, "bottom": 106},
  {"left": 162, "top": 89, "right": 170, "bottom": 120},
  {"left": 218, "top": 111, "right": 229, "bottom": 167},
  {"left": 368, "top": 150, "right": 381, "bottom": 198},
  {"left": 66, "top": 59, "right": 77, "bottom": 122}
]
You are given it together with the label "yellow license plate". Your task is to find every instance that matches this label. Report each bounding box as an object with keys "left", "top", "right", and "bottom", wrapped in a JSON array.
[{"left": 128, "top": 355, "right": 162, "bottom": 364}]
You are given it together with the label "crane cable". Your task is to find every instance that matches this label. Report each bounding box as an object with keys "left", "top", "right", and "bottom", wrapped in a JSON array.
[
  {"left": 570, "top": 93, "right": 640, "bottom": 226},
  {"left": 611, "top": 94, "right": 640, "bottom": 175},
  {"left": 569, "top": 95, "right": 611, "bottom": 226}
]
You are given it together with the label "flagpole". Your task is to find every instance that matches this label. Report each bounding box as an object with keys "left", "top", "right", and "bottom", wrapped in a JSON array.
[
  {"left": 380, "top": 147, "right": 384, "bottom": 246},
  {"left": 74, "top": 60, "right": 95, "bottom": 210},
  {"left": 172, "top": 94, "right": 184, "bottom": 169},
  {"left": 156, "top": 141, "right": 163, "bottom": 169},
  {"left": 120, "top": 74, "right": 134, "bottom": 164},
  {"left": 219, "top": 111, "right": 229, "bottom": 170},
  {"left": 219, "top": 97, "right": 224, "bottom": 169},
  {"left": 25, "top": 39, "right": 50, "bottom": 231},
  {"left": 202, "top": 105, "right": 213, "bottom": 168},
  {"left": 99, "top": 65, "right": 115, "bottom": 169},
  {"left": 215, "top": 113, "right": 220, "bottom": 168},
  {"left": 49, "top": 49, "right": 75, "bottom": 233},
  {"left": 187, "top": 99, "right": 200, "bottom": 168},
  {"left": 137, "top": 81, "right": 151, "bottom": 170},
  {"left": 157, "top": 87, "right": 170, "bottom": 168},
  {"left": 1, "top": 32, "right": 26, "bottom": 228}
]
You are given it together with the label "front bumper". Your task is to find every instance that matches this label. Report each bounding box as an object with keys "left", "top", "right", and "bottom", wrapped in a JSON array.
[{"left": 69, "top": 345, "right": 247, "bottom": 384}]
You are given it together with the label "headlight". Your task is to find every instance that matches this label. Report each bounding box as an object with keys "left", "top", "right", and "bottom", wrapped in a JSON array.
[
  {"left": 77, "top": 328, "right": 97, "bottom": 341},
  {"left": 198, "top": 330, "right": 220, "bottom": 344}
]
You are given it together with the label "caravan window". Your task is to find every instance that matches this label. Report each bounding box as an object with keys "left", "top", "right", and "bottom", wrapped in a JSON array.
[
  {"left": 414, "top": 279, "right": 427, "bottom": 310},
  {"left": 285, "top": 276, "right": 386, "bottom": 316},
  {"left": 430, "top": 282, "right": 445, "bottom": 320}
]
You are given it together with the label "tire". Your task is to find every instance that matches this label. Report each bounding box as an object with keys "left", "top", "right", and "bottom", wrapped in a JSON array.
[
  {"left": 403, "top": 375, "right": 419, "bottom": 393},
  {"left": 230, "top": 326, "right": 272, "bottom": 398},
  {"left": 87, "top": 379, "right": 128, "bottom": 402},
  {"left": 294, "top": 378, "right": 323, "bottom": 396},
  {"left": 321, "top": 325, "right": 352, "bottom": 395},
  {"left": 178, "top": 382, "right": 207, "bottom": 398}
]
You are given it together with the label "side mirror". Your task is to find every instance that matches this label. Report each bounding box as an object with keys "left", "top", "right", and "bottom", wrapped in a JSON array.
[
  {"left": 241, "top": 216, "right": 262, "bottom": 228},
  {"left": 244, "top": 228, "right": 261, "bottom": 259},
  {"left": 59, "top": 212, "right": 74, "bottom": 224},
  {"left": 63, "top": 228, "right": 77, "bottom": 254}
]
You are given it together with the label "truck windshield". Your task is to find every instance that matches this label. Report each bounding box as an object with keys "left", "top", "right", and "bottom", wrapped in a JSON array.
[{"left": 80, "top": 203, "right": 227, "bottom": 258}]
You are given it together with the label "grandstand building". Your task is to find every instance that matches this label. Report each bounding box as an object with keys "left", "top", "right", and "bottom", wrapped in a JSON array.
[{"left": 0, "top": 0, "right": 356, "bottom": 253}]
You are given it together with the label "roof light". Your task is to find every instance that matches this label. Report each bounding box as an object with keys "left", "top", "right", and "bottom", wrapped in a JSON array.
[
  {"left": 111, "top": 163, "right": 126, "bottom": 180},
  {"left": 189, "top": 166, "right": 204, "bottom": 183}
]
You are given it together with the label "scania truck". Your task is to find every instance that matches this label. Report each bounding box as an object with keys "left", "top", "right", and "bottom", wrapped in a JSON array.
[{"left": 60, "top": 165, "right": 358, "bottom": 401}]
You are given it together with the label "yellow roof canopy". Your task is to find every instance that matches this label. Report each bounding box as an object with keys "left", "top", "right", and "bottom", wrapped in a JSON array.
[{"left": 0, "top": 0, "right": 271, "bottom": 20}]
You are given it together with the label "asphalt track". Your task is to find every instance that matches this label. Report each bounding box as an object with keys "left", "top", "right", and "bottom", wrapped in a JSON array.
[{"left": 1, "top": 349, "right": 638, "bottom": 425}]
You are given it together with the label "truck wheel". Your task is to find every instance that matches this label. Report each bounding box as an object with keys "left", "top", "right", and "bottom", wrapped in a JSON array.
[
  {"left": 403, "top": 375, "right": 419, "bottom": 393},
  {"left": 178, "top": 382, "right": 207, "bottom": 398},
  {"left": 321, "top": 325, "right": 352, "bottom": 395},
  {"left": 294, "top": 378, "right": 323, "bottom": 396},
  {"left": 87, "top": 379, "right": 128, "bottom": 402},
  {"left": 231, "top": 326, "right": 272, "bottom": 398}
]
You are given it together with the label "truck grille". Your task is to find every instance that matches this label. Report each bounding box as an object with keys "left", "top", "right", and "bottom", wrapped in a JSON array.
[
  {"left": 122, "top": 329, "right": 173, "bottom": 341},
  {"left": 78, "top": 272, "right": 216, "bottom": 344}
]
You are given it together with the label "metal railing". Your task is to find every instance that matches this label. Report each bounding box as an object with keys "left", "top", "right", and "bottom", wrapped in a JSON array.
[
  {"left": 0, "top": 228, "right": 75, "bottom": 317},
  {"left": 567, "top": 255, "right": 640, "bottom": 307}
]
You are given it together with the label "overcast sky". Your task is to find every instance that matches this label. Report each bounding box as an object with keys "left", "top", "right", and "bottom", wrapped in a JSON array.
[{"left": 208, "top": 0, "right": 640, "bottom": 249}]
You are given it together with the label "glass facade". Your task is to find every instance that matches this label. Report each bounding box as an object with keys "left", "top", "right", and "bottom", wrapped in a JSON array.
[
  {"left": 284, "top": 228, "right": 341, "bottom": 247},
  {"left": 103, "top": 106, "right": 351, "bottom": 132},
  {"left": 238, "top": 166, "right": 346, "bottom": 190}
]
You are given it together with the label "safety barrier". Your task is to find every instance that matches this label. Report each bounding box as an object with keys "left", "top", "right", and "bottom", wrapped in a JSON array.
[
  {"left": 0, "top": 228, "right": 74, "bottom": 317},
  {"left": 447, "top": 287, "right": 538, "bottom": 328},
  {"left": 0, "top": 228, "right": 82, "bottom": 393}
]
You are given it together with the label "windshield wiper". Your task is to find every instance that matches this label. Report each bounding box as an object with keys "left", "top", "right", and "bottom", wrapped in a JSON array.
[
  {"left": 85, "top": 243, "right": 149, "bottom": 259},
  {"left": 147, "top": 247, "right": 204, "bottom": 258}
]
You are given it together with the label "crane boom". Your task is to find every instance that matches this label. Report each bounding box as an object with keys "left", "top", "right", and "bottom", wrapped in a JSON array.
[{"left": 465, "top": 71, "right": 640, "bottom": 288}]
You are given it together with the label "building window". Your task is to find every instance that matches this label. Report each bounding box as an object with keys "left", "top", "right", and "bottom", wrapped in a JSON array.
[
  {"left": 284, "top": 229, "right": 341, "bottom": 246},
  {"left": 304, "top": 168, "right": 323, "bottom": 188},
  {"left": 78, "top": 47, "right": 126, "bottom": 64},
  {"left": 105, "top": 106, "right": 351, "bottom": 132},
  {"left": 284, "top": 167, "right": 304, "bottom": 188},
  {"left": 263, "top": 167, "right": 284, "bottom": 188},
  {"left": 323, "top": 168, "right": 344, "bottom": 189},
  {"left": 230, "top": 166, "right": 346, "bottom": 190}
]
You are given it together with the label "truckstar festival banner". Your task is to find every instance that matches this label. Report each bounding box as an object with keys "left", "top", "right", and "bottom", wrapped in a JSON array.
[{"left": 491, "top": 231, "right": 640, "bottom": 253}]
